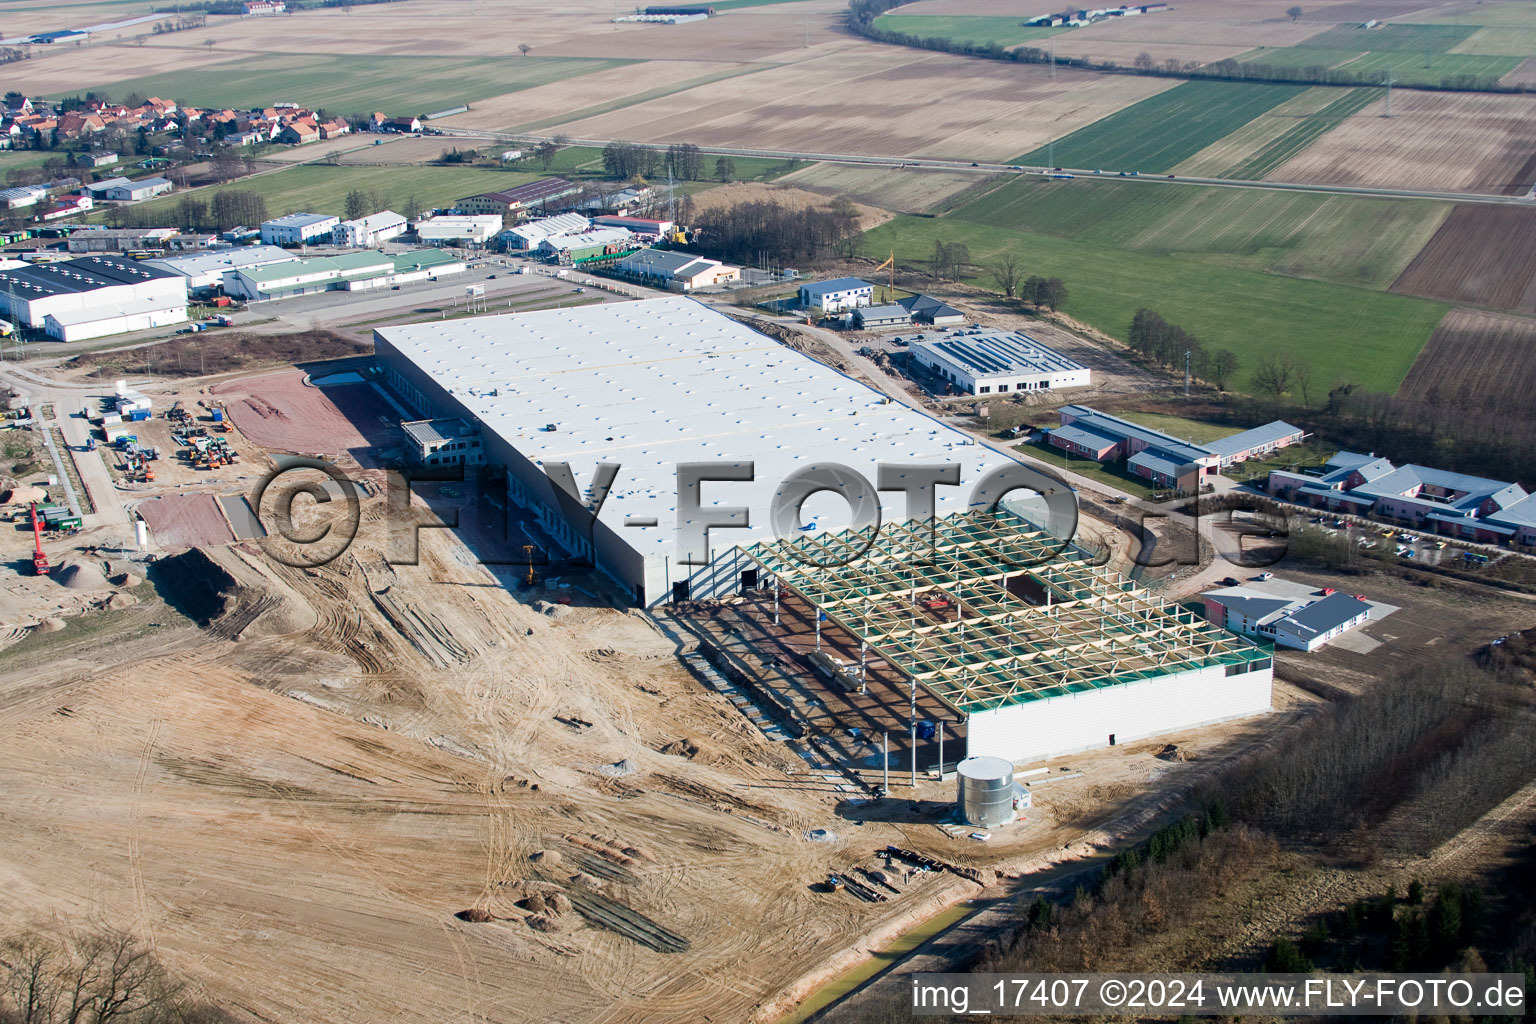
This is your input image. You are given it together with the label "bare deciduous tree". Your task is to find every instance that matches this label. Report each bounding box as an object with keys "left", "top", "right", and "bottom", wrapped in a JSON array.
[
  {"left": 989, "top": 252, "right": 1022, "bottom": 298},
  {"left": 1250, "top": 351, "right": 1298, "bottom": 404}
]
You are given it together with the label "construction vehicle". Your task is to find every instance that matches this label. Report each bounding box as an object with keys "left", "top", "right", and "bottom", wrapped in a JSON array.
[
  {"left": 29, "top": 502, "right": 48, "bottom": 576},
  {"left": 871, "top": 250, "right": 896, "bottom": 303}
]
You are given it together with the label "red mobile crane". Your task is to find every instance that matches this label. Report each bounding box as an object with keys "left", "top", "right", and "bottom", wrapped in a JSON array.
[{"left": 29, "top": 502, "right": 48, "bottom": 576}]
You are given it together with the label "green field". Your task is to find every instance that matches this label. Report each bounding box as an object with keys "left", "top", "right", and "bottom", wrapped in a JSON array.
[
  {"left": 860, "top": 210, "right": 1449, "bottom": 393},
  {"left": 57, "top": 54, "right": 635, "bottom": 118},
  {"left": 1303, "top": 23, "right": 1477, "bottom": 53},
  {"left": 1220, "top": 87, "right": 1377, "bottom": 179},
  {"left": 1233, "top": 46, "right": 1365, "bottom": 70},
  {"left": 950, "top": 176, "right": 1450, "bottom": 289},
  {"left": 871, "top": 14, "right": 1064, "bottom": 48},
  {"left": 1340, "top": 49, "right": 1521, "bottom": 82},
  {"left": 1452, "top": 26, "right": 1536, "bottom": 56},
  {"left": 1015, "top": 81, "right": 1309, "bottom": 172},
  {"left": 1017, "top": 439, "right": 1165, "bottom": 499},
  {"left": 102, "top": 163, "right": 539, "bottom": 222},
  {"left": 1237, "top": 45, "right": 1520, "bottom": 85},
  {"left": 1117, "top": 412, "right": 1239, "bottom": 445}
]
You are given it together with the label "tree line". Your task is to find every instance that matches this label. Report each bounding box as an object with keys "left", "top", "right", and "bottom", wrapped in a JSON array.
[
  {"left": 690, "top": 198, "right": 861, "bottom": 265},
  {"left": 599, "top": 141, "right": 748, "bottom": 183},
  {"left": 1127, "top": 308, "right": 1240, "bottom": 389},
  {"left": 846, "top": 0, "right": 1524, "bottom": 95}
]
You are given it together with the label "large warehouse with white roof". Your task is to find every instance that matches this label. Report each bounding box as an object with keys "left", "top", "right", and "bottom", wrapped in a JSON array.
[{"left": 374, "top": 297, "right": 1273, "bottom": 764}]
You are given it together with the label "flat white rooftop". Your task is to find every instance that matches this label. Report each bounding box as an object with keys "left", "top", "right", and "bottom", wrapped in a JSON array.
[
  {"left": 916, "top": 330, "right": 1087, "bottom": 380},
  {"left": 376, "top": 297, "right": 1021, "bottom": 550}
]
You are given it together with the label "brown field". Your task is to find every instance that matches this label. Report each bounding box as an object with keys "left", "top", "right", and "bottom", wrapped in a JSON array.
[
  {"left": 1050, "top": 14, "right": 1331, "bottom": 65},
  {"left": 443, "top": 59, "right": 750, "bottom": 135},
  {"left": 1390, "top": 204, "right": 1536, "bottom": 313},
  {"left": 1500, "top": 56, "right": 1536, "bottom": 88},
  {"left": 544, "top": 47, "right": 1176, "bottom": 161},
  {"left": 1266, "top": 90, "right": 1536, "bottom": 194},
  {"left": 1398, "top": 307, "right": 1536, "bottom": 409},
  {"left": 4, "top": 41, "right": 241, "bottom": 95},
  {"left": 898, "top": 0, "right": 1461, "bottom": 16},
  {"left": 779, "top": 162, "right": 986, "bottom": 212}
]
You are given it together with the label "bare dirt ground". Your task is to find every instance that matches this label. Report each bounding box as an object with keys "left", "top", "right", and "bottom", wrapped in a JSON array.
[
  {"left": 542, "top": 47, "right": 1177, "bottom": 162},
  {"left": 209, "top": 371, "right": 368, "bottom": 457},
  {"left": 438, "top": 60, "right": 747, "bottom": 134},
  {"left": 1398, "top": 306, "right": 1536, "bottom": 409},
  {"left": 686, "top": 181, "right": 894, "bottom": 231},
  {"left": 1390, "top": 203, "right": 1536, "bottom": 313},
  {"left": 134, "top": 493, "right": 234, "bottom": 551},
  {"left": 1266, "top": 89, "right": 1536, "bottom": 194}
]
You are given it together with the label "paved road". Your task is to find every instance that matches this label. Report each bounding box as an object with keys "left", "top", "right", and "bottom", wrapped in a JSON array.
[
  {"left": 438, "top": 128, "right": 1535, "bottom": 206},
  {"left": 1, "top": 365, "right": 132, "bottom": 533}
]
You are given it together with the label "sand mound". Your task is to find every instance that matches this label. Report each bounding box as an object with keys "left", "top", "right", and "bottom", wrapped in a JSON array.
[
  {"left": 53, "top": 562, "right": 107, "bottom": 591},
  {"left": 529, "top": 849, "right": 563, "bottom": 868},
  {"left": 1, "top": 485, "right": 48, "bottom": 506},
  {"left": 38, "top": 617, "right": 66, "bottom": 632},
  {"left": 106, "top": 592, "right": 137, "bottom": 611},
  {"left": 454, "top": 908, "right": 493, "bottom": 923},
  {"left": 111, "top": 572, "right": 142, "bottom": 588},
  {"left": 150, "top": 547, "right": 316, "bottom": 638}
]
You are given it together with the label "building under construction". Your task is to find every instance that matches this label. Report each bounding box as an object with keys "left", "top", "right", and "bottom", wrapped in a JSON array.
[
  {"left": 743, "top": 509, "right": 1273, "bottom": 764},
  {"left": 374, "top": 296, "right": 1273, "bottom": 763}
]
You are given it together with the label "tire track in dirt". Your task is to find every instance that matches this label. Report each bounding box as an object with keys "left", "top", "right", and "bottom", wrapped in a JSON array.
[{"left": 129, "top": 715, "right": 163, "bottom": 947}]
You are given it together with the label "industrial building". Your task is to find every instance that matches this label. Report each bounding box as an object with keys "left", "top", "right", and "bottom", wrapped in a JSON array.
[
  {"left": 1051, "top": 406, "right": 1303, "bottom": 490},
  {"left": 911, "top": 330, "right": 1091, "bottom": 395},
  {"left": 401, "top": 418, "right": 484, "bottom": 467},
  {"left": 373, "top": 296, "right": 1272, "bottom": 764},
  {"left": 96, "top": 176, "right": 173, "bottom": 202},
  {"left": 454, "top": 178, "right": 579, "bottom": 219},
  {"left": 534, "top": 225, "right": 634, "bottom": 263},
  {"left": 260, "top": 212, "right": 340, "bottom": 246},
  {"left": 413, "top": 214, "right": 503, "bottom": 247},
  {"left": 225, "top": 248, "right": 462, "bottom": 301},
  {"left": 332, "top": 210, "right": 407, "bottom": 248},
  {"left": 1268, "top": 452, "right": 1536, "bottom": 546},
  {"left": 850, "top": 304, "right": 911, "bottom": 330},
  {"left": 497, "top": 212, "right": 589, "bottom": 251},
  {"left": 898, "top": 293, "right": 965, "bottom": 326},
  {"left": 1202, "top": 580, "right": 1380, "bottom": 651},
  {"left": 143, "top": 245, "right": 297, "bottom": 295},
  {"left": 66, "top": 227, "right": 178, "bottom": 252},
  {"left": 0, "top": 254, "right": 186, "bottom": 337},
  {"left": 615, "top": 249, "right": 739, "bottom": 291},
  {"left": 799, "top": 277, "right": 872, "bottom": 314}
]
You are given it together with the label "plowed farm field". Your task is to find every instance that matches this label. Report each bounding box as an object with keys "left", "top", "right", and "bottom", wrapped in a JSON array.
[
  {"left": 1391, "top": 204, "right": 1536, "bottom": 314},
  {"left": 1265, "top": 89, "right": 1536, "bottom": 194},
  {"left": 1398, "top": 307, "right": 1536, "bottom": 411}
]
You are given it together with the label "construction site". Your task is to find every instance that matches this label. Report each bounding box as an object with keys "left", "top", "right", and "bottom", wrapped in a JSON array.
[{"left": 0, "top": 291, "right": 1531, "bottom": 1024}]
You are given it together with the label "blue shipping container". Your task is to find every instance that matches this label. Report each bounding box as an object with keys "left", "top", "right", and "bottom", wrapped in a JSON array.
[{"left": 129, "top": 409, "right": 150, "bottom": 421}]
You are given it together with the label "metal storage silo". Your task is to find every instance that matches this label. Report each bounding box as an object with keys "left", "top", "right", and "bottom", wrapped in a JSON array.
[{"left": 956, "top": 755, "right": 1016, "bottom": 828}]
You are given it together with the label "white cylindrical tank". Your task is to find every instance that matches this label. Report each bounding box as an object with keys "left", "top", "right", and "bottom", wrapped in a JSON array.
[
  {"left": 957, "top": 755, "right": 1016, "bottom": 828},
  {"left": 134, "top": 520, "right": 148, "bottom": 549}
]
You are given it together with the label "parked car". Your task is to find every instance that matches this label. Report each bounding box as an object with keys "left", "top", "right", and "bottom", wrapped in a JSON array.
[
  {"left": 1254, "top": 572, "right": 1274, "bottom": 581},
  {"left": 1221, "top": 576, "right": 1240, "bottom": 587}
]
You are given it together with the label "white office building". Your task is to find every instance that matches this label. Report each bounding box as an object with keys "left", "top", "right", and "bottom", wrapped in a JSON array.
[
  {"left": 332, "top": 210, "right": 407, "bottom": 248},
  {"left": 260, "top": 212, "right": 340, "bottom": 246},
  {"left": 911, "top": 330, "right": 1091, "bottom": 395}
]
